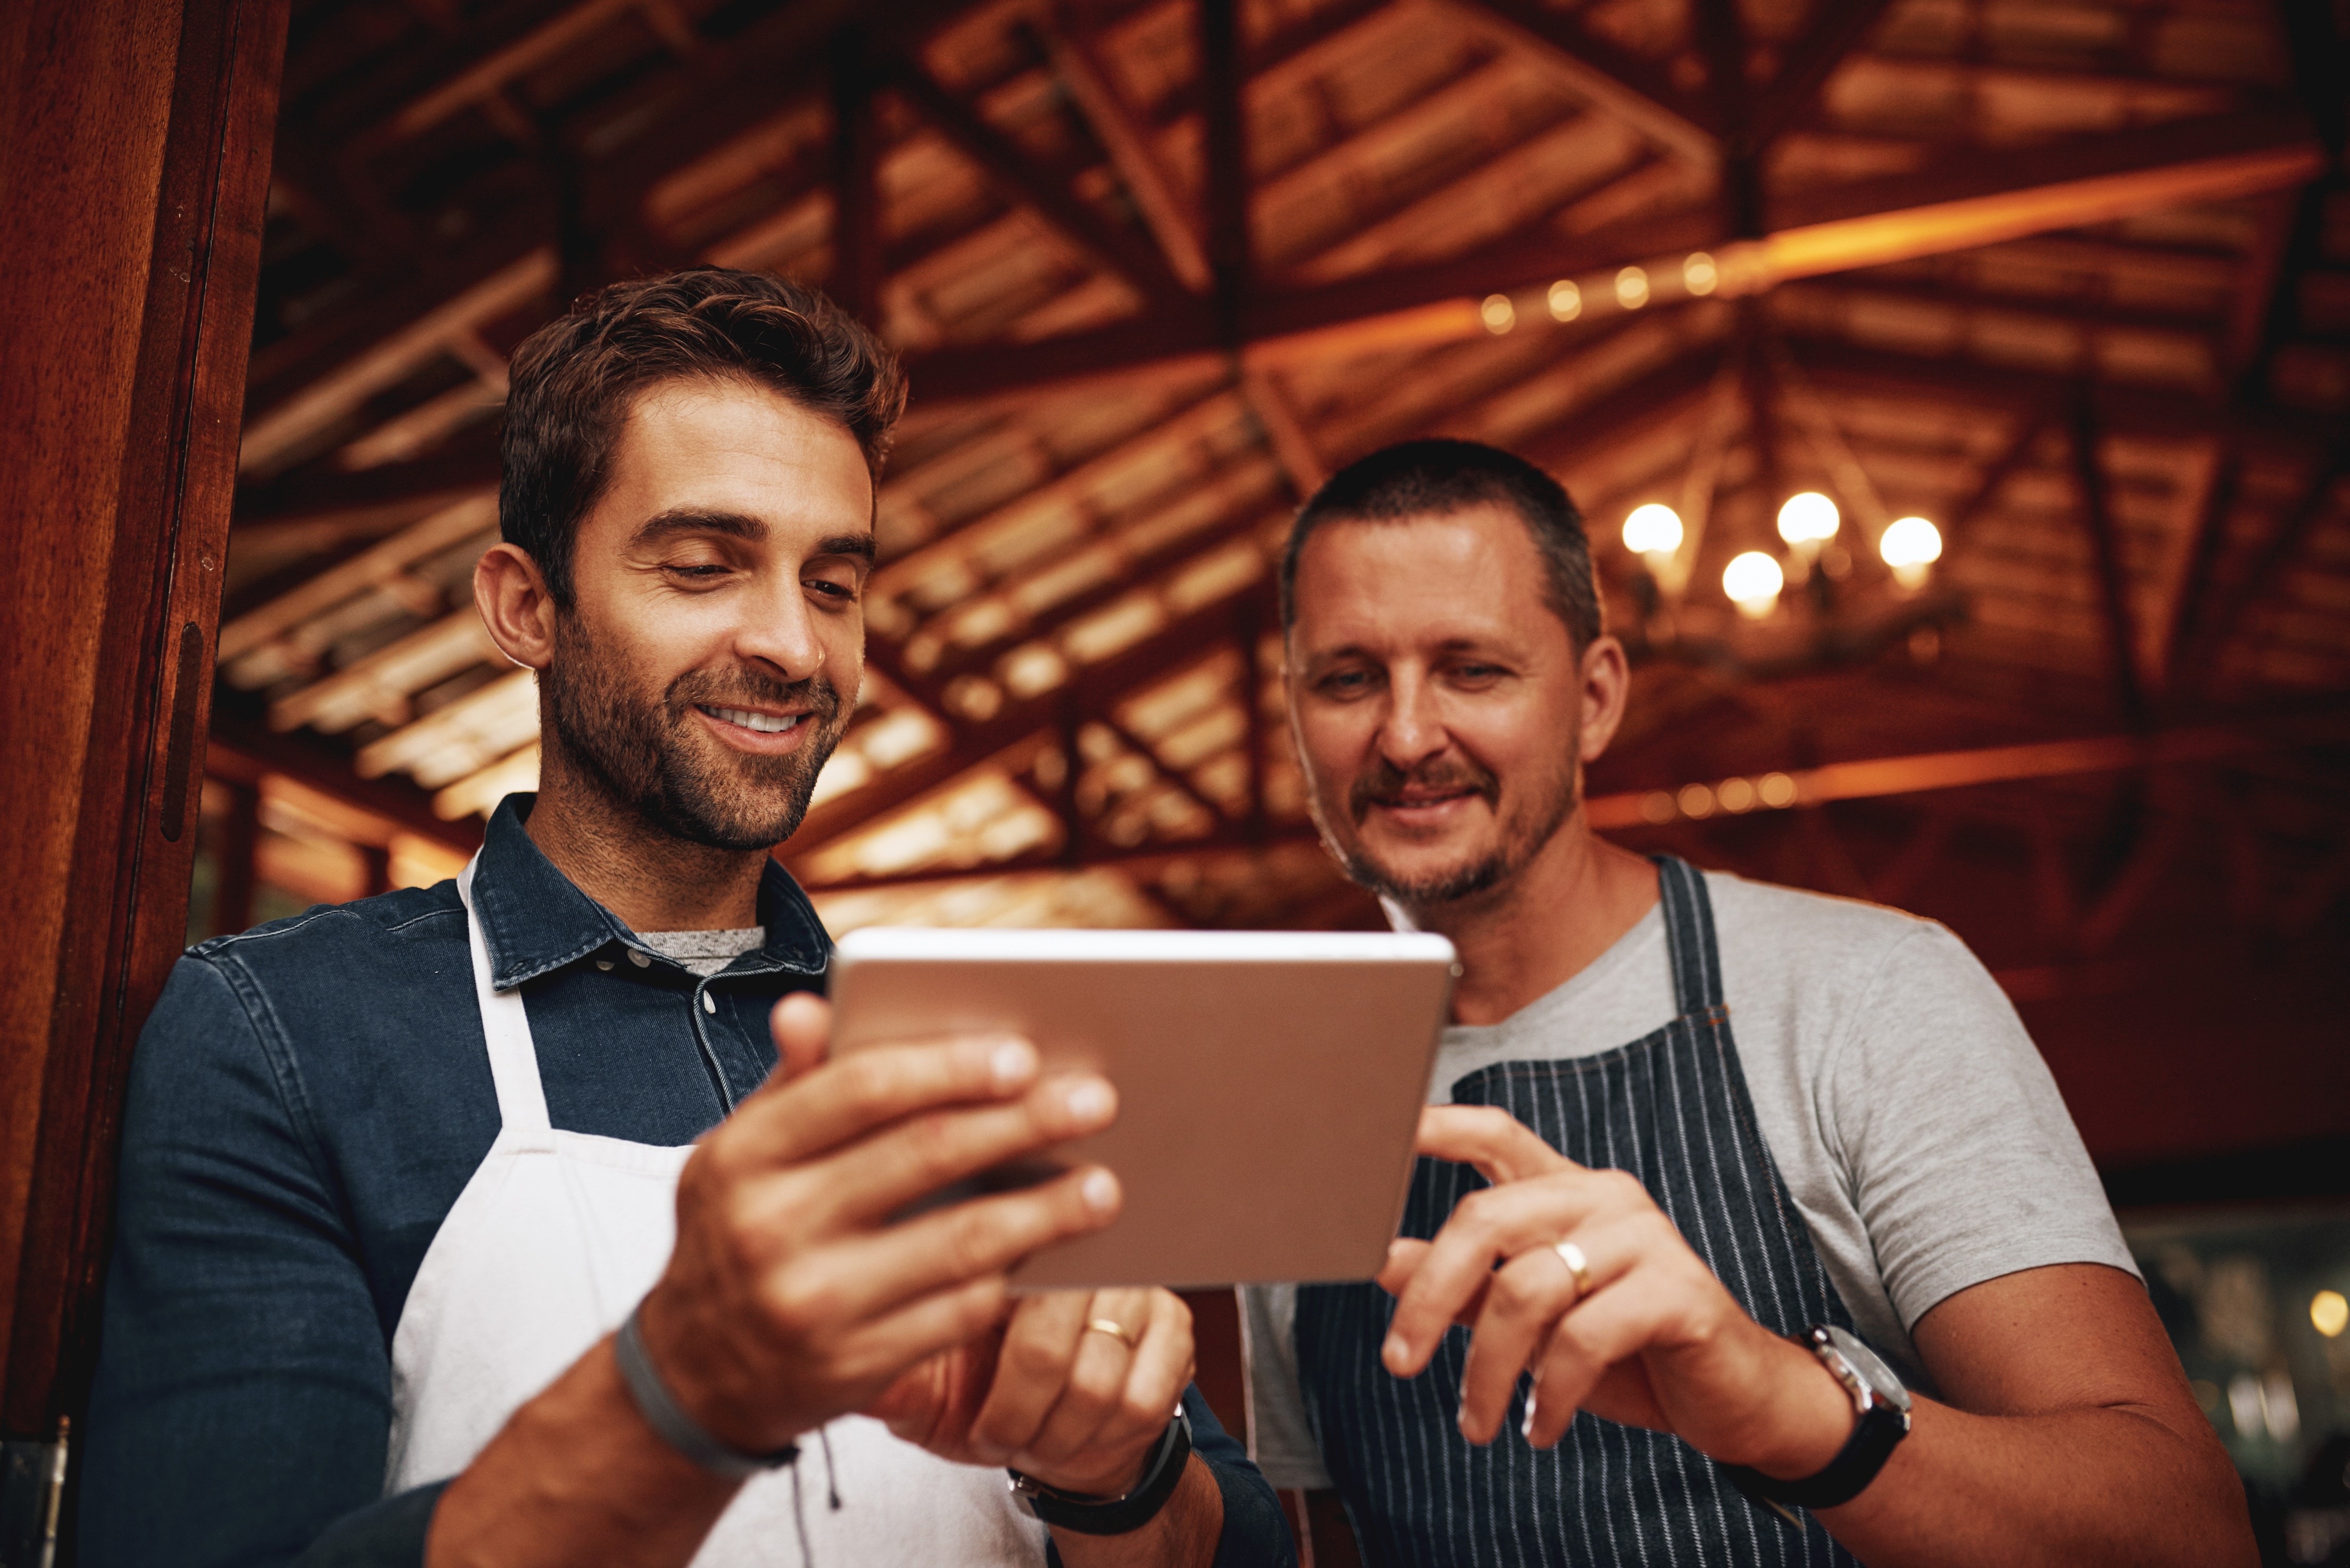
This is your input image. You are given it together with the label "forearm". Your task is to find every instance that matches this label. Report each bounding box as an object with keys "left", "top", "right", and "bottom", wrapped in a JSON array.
[
  {"left": 1049, "top": 1456, "right": 1224, "bottom": 1568},
  {"left": 1815, "top": 1395, "right": 2253, "bottom": 1568},
  {"left": 428, "top": 1335, "right": 740, "bottom": 1568}
]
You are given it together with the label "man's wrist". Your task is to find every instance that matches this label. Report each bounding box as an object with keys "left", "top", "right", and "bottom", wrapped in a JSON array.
[{"left": 1740, "top": 1331, "right": 1859, "bottom": 1480}]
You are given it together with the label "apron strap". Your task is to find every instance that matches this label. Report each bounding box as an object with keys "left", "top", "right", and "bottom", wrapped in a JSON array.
[
  {"left": 457, "top": 856, "right": 555, "bottom": 1139},
  {"left": 1653, "top": 855, "right": 1726, "bottom": 1019}
]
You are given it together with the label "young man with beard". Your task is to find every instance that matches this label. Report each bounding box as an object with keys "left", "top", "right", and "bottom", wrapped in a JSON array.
[
  {"left": 82, "top": 270, "right": 1290, "bottom": 1568},
  {"left": 1240, "top": 439, "right": 2253, "bottom": 1566}
]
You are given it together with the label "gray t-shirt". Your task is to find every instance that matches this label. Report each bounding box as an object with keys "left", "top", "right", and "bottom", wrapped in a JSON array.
[
  {"left": 639, "top": 927, "right": 766, "bottom": 977},
  {"left": 1239, "top": 869, "right": 2136, "bottom": 1490}
]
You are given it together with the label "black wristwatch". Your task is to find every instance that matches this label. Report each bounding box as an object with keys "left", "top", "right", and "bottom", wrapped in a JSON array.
[
  {"left": 1720, "top": 1324, "right": 1912, "bottom": 1516},
  {"left": 1008, "top": 1404, "right": 1193, "bottom": 1536}
]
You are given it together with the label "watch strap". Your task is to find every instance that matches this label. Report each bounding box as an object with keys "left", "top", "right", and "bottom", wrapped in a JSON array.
[
  {"left": 1009, "top": 1405, "right": 1193, "bottom": 1536},
  {"left": 1719, "top": 1392, "right": 1908, "bottom": 1514},
  {"left": 615, "top": 1304, "right": 802, "bottom": 1480}
]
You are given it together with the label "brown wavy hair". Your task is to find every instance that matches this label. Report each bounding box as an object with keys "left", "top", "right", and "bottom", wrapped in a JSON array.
[{"left": 500, "top": 267, "right": 906, "bottom": 606}]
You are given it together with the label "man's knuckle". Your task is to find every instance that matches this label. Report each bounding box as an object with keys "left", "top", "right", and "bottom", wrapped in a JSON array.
[
  {"left": 1006, "top": 1333, "right": 1064, "bottom": 1380},
  {"left": 763, "top": 1270, "right": 835, "bottom": 1338}
]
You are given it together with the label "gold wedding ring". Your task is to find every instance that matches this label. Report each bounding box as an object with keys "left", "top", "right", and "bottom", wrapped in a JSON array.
[
  {"left": 1085, "top": 1317, "right": 1138, "bottom": 1349},
  {"left": 1553, "top": 1240, "right": 1593, "bottom": 1300}
]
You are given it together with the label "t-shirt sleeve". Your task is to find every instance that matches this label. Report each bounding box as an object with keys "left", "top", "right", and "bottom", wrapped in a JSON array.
[
  {"left": 1236, "top": 1285, "right": 1334, "bottom": 1491},
  {"left": 1822, "top": 924, "right": 2139, "bottom": 1333},
  {"left": 80, "top": 955, "right": 427, "bottom": 1568}
]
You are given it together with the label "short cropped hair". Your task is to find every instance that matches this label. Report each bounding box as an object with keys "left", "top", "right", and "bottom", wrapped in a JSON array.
[
  {"left": 1278, "top": 437, "right": 1602, "bottom": 650},
  {"left": 501, "top": 267, "right": 906, "bottom": 607}
]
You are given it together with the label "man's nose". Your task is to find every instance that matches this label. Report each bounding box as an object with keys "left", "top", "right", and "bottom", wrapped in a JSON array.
[
  {"left": 734, "top": 577, "right": 826, "bottom": 684},
  {"left": 1375, "top": 670, "right": 1447, "bottom": 768}
]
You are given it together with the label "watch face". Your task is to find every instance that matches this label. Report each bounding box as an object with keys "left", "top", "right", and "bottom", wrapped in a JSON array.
[{"left": 1822, "top": 1326, "right": 1913, "bottom": 1413}]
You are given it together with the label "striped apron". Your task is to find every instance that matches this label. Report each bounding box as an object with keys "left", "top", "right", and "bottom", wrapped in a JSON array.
[{"left": 1295, "top": 857, "right": 1865, "bottom": 1568}]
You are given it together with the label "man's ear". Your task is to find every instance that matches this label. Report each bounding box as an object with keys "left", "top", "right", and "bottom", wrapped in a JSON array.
[
  {"left": 474, "top": 543, "right": 558, "bottom": 671},
  {"left": 1576, "top": 633, "right": 1631, "bottom": 764}
]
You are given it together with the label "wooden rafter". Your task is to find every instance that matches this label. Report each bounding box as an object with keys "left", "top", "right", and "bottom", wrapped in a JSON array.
[
  {"left": 1743, "top": 0, "right": 1901, "bottom": 151},
  {"left": 1431, "top": 0, "right": 1721, "bottom": 163},
  {"left": 2069, "top": 397, "right": 2150, "bottom": 727},
  {"left": 886, "top": 53, "right": 1191, "bottom": 309}
]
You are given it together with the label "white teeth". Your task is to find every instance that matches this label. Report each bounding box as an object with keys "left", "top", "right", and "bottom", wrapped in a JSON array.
[{"left": 709, "top": 706, "right": 802, "bottom": 734}]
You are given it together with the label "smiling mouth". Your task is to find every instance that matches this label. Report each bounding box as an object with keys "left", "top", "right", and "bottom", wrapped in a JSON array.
[{"left": 697, "top": 704, "right": 808, "bottom": 735}]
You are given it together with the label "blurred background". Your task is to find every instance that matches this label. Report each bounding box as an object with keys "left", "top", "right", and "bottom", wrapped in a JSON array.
[{"left": 187, "top": 0, "right": 2345, "bottom": 1556}]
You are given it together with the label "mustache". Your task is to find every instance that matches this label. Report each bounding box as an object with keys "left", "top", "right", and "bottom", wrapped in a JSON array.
[
  {"left": 1347, "top": 755, "right": 1499, "bottom": 822},
  {"left": 666, "top": 666, "right": 846, "bottom": 725}
]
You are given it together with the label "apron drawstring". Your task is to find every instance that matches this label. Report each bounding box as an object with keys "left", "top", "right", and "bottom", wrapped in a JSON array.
[{"left": 818, "top": 1426, "right": 842, "bottom": 1509}]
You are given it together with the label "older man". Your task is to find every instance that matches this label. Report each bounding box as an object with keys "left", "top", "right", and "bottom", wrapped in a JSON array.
[{"left": 1242, "top": 437, "right": 2251, "bottom": 1566}]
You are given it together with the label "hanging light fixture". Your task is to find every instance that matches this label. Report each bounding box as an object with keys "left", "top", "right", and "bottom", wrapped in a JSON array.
[
  {"left": 1775, "top": 491, "right": 1840, "bottom": 547},
  {"left": 1723, "top": 551, "right": 1784, "bottom": 618},
  {"left": 1623, "top": 503, "right": 1683, "bottom": 561},
  {"left": 1880, "top": 516, "right": 1943, "bottom": 587}
]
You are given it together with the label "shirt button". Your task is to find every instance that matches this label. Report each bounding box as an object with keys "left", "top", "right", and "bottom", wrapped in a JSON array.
[
  {"left": 701, "top": 992, "right": 716, "bottom": 1014},
  {"left": 595, "top": 959, "right": 614, "bottom": 972},
  {"left": 628, "top": 950, "right": 650, "bottom": 968}
]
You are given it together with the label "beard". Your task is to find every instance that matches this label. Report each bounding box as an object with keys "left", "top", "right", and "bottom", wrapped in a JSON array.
[
  {"left": 1317, "top": 747, "right": 1579, "bottom": 908},
  {"left": 538, "top": 609, "right": 849, "bottom": 853}
]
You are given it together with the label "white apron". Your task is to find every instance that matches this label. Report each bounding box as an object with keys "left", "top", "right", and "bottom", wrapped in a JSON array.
[{"left": 384, "top": 860, "right": 1048, "bottom": 1565}]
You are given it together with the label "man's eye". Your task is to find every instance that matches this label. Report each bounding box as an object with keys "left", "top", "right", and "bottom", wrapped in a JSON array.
[
  {"left": 807, "top": 578, "right": 858, "bottom": 601},
  {"left": 665, "top": 562, "right": 730, "bottom": 579},
  {"left": 1319, "top": 669, "right": 1372, "bottom": 695}
]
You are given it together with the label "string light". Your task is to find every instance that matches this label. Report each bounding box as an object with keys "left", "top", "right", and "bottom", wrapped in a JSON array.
[
  {"left": 1881, "top": 516, "right": 1943, "bottom": 587},
  {"left": 1622, "top": 503, "right": 1683, "bottom": 559},
  {"left": 1684, "top": 252, "right": 1718, "bottom": 296},
  {"left": 1723, "top": 551, "right": 1784, "bottom": 617},
  {"left": 1615, "top": 266, "right": 1650, "bottom": 309},
  {"left": 2314, "top": 1290, "right": 2348, "bottom": 1338},
  {"left": 1776, "top": 491, "right": 1840, "bottom": 546},
  {"left": 1480, "top": 293, "right": 1516, "bottom": 334},
  {"left": 1548, "top": 279, "right": 1581, "bottom": 321}
]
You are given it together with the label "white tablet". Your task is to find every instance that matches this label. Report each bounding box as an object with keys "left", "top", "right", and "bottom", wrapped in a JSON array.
[{"left": 829, "top": 926, "right": 1458, "bottom": 1290}]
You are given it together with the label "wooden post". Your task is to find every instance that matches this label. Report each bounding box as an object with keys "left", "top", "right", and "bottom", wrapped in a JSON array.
[
  {"left": 212, "top": 779, "right": 263, "bottom": 938},
  {"left": 0, "top": 0, "right": 289, "bottom": 1472}
]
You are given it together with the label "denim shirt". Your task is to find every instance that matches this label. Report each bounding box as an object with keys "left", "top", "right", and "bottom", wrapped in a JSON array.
[{"left": 81, "top": 795, "right": 1289, "bottom": 1568}]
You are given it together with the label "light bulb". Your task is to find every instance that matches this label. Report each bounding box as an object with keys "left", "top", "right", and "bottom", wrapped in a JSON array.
[
  {"left": 1776, "top": 491, "right": 1840, "bottom": 546},
  {"left": 1881, "top": 515, "right": 1943, "bottom": 587},
  {"left": 1684, "top": 252, "right": 1718, "bottom": 296},
  {"left": 1480, "top": 293, "right": 1515, "bottom": 334},
  {"left": 1548, "top": 279, "right": 1581, "bottom": 321},
  {"left": 1622, "top": 503, "right": 1683, "bottom": 557},
  {"left": 1615, "top": 267, "right": 1650, "bottom": 309},
  {"left": 1723, "top": 550, "right": 1784, "bottom": 617}
]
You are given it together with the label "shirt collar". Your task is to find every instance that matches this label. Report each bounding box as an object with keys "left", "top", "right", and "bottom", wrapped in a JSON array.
[{"left": 470, "top": 794, "right": 831, "bottom": 988}]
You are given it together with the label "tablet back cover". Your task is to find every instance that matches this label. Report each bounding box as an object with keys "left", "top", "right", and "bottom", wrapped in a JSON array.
[{"left": 830, "top": 930, "right": 1454, "bottom": 1290}]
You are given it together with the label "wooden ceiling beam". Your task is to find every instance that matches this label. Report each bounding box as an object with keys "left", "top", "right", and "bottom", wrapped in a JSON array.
[
  {"left": 208, "top": 709, "right": 484, "bottom": 854},
  {"left": 2181, "top": 436, "right": 2350, "bottom": 690},
  {"left": 829, "top": 25, "right": 883, "bottom": 325},
  {"left": 1036, "top": 4, "right": 1212, "bottom": 294},
  {"left": 1428, "top": 0, "right": 1722, "bottom": 164},
  {"left": 904, "top": 112, "right": 2318, "bottom": 409},
  {"left": 886, "top": 53, "right": 1192, "bottom": 310},
  {"left": 1585, "top": 709, "right": 2349, "bottom": 828},
  {"left": 1196, "top": 0, "right": 1253, "bottom": 329},
  {"left": 2068, "top": 396, "right": 2152, "bottom": 727},
  {"left": 1744, "top": 0, "right": 1900, "bottom": 150}
]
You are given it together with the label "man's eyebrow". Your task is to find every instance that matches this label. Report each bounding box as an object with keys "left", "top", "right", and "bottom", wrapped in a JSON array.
[
  {"left": 626, "top": 512, "right": 875, "bottom": 565},
  {"left": 628, "top": 508, "right": 767, "bottom": 547},
  {"left": 814, "top": 533, "right": 878, "bottom": 564}
]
